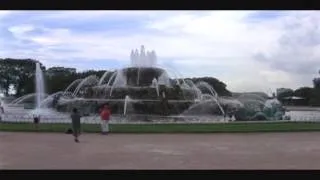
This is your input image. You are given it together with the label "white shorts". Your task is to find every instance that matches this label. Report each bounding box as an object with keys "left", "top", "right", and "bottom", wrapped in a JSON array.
[{"left": 100, "top": 120, "right": 109, "bottom": 132}]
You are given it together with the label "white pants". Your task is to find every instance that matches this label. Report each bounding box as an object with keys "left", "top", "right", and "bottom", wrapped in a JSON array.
[{"left": 100, "top": 120, "right": 109, "bottom": 132}]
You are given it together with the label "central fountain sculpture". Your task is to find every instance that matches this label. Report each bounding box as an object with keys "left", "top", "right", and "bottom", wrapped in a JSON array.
[
  {"left": 49, "top": 45, "right": 285, "bottom": 121},
  {"left": 54, "top": 45, "right": 213, "bottom": 118}
]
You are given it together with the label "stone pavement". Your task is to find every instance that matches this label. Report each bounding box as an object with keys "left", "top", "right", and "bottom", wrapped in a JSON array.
[{"left": 1, "top": 132, "right": 320, "bottom": 169}]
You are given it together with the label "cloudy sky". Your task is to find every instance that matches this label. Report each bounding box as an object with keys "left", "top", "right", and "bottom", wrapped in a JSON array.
[{"left": 0, "top": 10, "right": 319, "bottom": 93}]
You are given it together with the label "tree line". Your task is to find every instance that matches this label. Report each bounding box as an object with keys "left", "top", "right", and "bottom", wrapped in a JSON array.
[
  {"left": 277, "top": 74, "right": 320, "bottom": 106},
  {"left": 0, "top": 58, "right": 231, "bottom": 98}
]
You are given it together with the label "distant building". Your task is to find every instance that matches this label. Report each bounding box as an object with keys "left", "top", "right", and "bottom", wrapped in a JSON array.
[{"left": 282, "top": 96, "right": 306, "bottom": 106}]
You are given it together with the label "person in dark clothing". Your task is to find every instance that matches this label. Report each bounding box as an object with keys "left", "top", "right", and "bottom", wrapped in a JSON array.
[
  {"left": 33, "top": 114, "right": 40, "bottom": 131},
  {"left": 71, "top": 108, "right": 81, "bottom": 143}
]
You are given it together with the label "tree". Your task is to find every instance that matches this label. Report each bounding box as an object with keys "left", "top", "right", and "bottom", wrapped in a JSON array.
[
  {"left": 0, "top": 58, "right": 45, "bottom": 97},
  {"left": 189, "top": 77, "right": 232, "bottom": 96},
  {"left": 78, "top": 70, "right": 106, "bottom": 79},
  {"left": 46, "top": 67, "right": 78, "bottom": 94},
  {"left": 14, "top": 59, "right": 46, "bottom": 97},
  {"left": 1, "top": 58, "right": 233, "bottom": 99},
  {"left": 277, "top": 88, "right": 294, "bottom": 102},
  {"left": 293, "top": 87, "right": 313, "bottom": 106},
  {"left": 309, "top": 88, "right": 320, "bottom": 106},
  {"left": 0, "top": 59, "right": 14, "bottom": 96},
  {"left": 313, "top": 78, "right": 320, "bottom": 89},
  {"left": 310, "top": 70, "right": 320, "bottom": 106},
  {"left": 45, "top": 68, "right": 109, "bottom": 94},
  {"left": 294, "top": 87, "right": 313, "bottom": 98},
  {"left": 47, "top": 67, "right": 76, "bottom": 77}
]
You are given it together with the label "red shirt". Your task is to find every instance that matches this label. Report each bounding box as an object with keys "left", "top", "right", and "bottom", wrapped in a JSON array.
[{"left": 100, "top": 109, "right": 111, "bottom": 121}]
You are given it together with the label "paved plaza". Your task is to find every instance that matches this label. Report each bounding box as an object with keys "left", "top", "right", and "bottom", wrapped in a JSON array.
[{"left": 1, "top": 132, "right": 320, "bottom": 169}]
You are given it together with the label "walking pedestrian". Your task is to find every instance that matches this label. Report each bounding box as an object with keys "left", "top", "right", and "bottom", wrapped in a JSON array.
[
  {"left": 33, "top": 114, "right": 40, "bottom": 131},
  {"left": 99, "top": 104, "right": 111, "bottom": 135},
  {"left": 71, "top": 108, "right": 81, "bottom": 142}
]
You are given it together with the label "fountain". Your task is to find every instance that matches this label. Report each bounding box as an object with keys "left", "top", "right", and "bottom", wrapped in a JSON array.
[
  {"left": 35, "top": 63, "right": 45, "bottom": 109},
  {"left": 10, "top": 93, "right": 48, "bottom": 106},
  {"left": 151, "top": 78, "right": 160, "bottom": 97},
  {"left": 51, "top": 45, "right": 289, "bottom": 122},
  {"left": 51, "top": 45, "right": 226, "bottom": 120},
  {"left": 228, "top": 94, "right": 286, "bottom": 121},
  {"left": 63, "top": 79, "right": 83, "bottom": 96},
  {"left": 124, "top": 95, "right": 133, "bottom": 116},
  {"left": 4, "top": 45, "right": 288, "bottom": 123},
  {"left": 0, "top": 98, "right": 4, "bottom": 114},
  {"left": 5, "top": 64, "right": 48, "bottom": 110}
]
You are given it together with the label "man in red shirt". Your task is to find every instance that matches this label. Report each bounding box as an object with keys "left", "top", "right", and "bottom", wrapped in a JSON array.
[{"left": 100, "top": 103, "right": 111, "bottom": 135}]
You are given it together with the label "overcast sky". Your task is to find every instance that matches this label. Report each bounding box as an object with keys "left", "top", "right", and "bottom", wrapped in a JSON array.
[{"left": 0, "top": 10, "right": 319, "bottom": 93}]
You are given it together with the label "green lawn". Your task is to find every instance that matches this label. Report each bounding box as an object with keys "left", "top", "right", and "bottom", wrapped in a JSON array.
[{"left": 2, "top": 121, "right": 320, "bottom": 133}]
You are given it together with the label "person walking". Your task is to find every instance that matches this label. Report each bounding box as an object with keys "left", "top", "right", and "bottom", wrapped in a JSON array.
[
  {"left": 33, "top": 114, "right": 40, "bottom": 131},
  {"left": 71, "top": 108, "right": 81, "bottom": 142},
  {"left": 99, "top": 104, "right": 111, "bottom": 135}
]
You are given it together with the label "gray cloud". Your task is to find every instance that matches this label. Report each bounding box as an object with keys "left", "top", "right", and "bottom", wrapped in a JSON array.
[{"left": 254, "top": 12, "right": 320, "bottom": 76}]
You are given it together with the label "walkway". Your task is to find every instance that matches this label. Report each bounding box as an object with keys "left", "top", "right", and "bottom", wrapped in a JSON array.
[{"left": 1, "top": 132, "right": 320, "bottom": 169}]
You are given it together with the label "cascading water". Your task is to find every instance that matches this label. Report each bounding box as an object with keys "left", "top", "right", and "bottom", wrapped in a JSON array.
[
  {"left": 10, "top": 93, "right": 48, "bottom": 105},
  {"left": 151, "top": 78, "right": 160, "bottom": 97},
  {"left": 201, "top": 94, "right": 225, "bottom": 116},
  {"left": 130, "top": 45, "right": 157, "bottom": 67},
  {"left": 35, "top": 63, "right": 45, "bottom": 109},
  {"left": 130, "top": 45, "right": 157, "bottom": 86},
  {"left": 39, "top": 91, "right": 64, "bottom": 108},
  {"left": 196, "top": 81, "right": 218, "bottom": 98},
  {"left": 155, "top": 64, "right": 182, "bottom": 86},
  {"left": 158, "top": 72, "right": 171, "bottom": 86},
  {"left": 106, "top": 72, "right": 117, "bottom": 87},
  {"left": 63, "top": 79, "right": 83, "bottom": 96},
  {"left": 136, "top": 67, "right": 141, "bottom": 86},
  {"left": 0, "top": 98, "right": 5, "bottom": 114},
  {"left": 73, "top": 75, "right": 99, "bottom": 97},
  {"left": 98, "top": 71, "right": 112, "bottom": 85},
  {"left": 184, "top": 79, "right": 201, "bottom": 100},
  {"left": 123, "top": 95, "right": 131, "bottom": 116},
  {"left": 109, "top": 69, "right": 127, "bottom": 96}
]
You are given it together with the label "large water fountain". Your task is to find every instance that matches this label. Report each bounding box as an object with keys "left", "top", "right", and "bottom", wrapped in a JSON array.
[
  {"left": 50, "top": 45, "right": 286, "bottom": 121},
  {"left": 2, "top": 45, "right": 288, "bottom": 123},
  {"left": 53, "top": 45, "right": 222, "bottom": 118}
]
